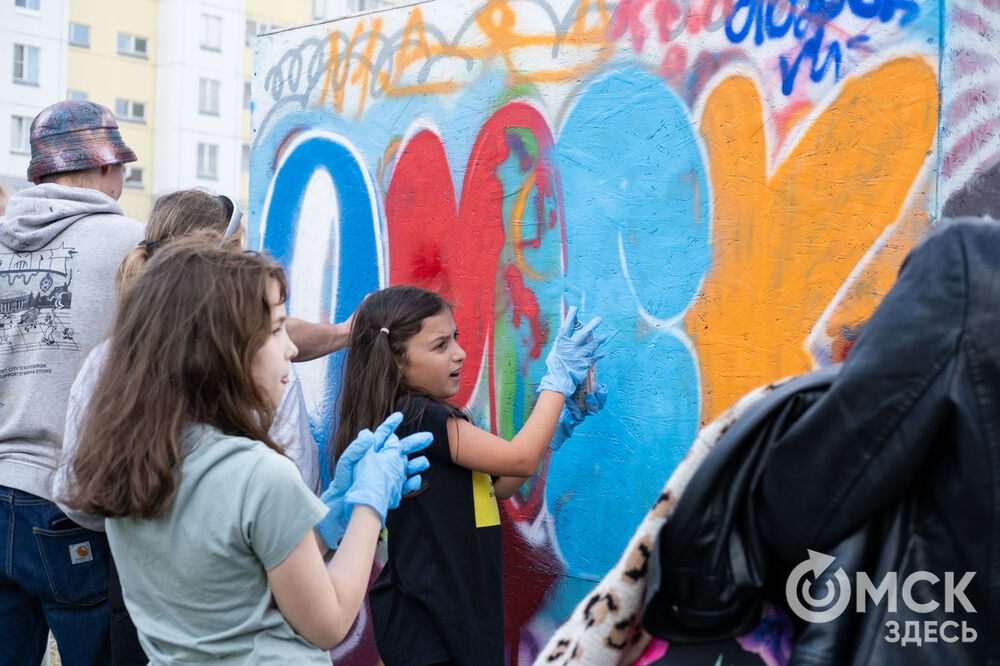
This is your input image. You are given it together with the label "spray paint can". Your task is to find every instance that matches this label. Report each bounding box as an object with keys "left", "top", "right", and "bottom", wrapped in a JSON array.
[{"left": 572, "top": 319, "right": 597, "bottom": 412}]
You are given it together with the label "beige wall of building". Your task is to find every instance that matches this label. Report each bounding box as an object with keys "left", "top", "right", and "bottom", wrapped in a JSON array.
[{"left": 68, "top": 0, "right": 158, "bottom": 221}]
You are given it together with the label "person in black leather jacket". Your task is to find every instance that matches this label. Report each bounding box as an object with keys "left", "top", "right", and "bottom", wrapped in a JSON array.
[{"left": 759, "top": 217, "right": 998, "bottom": 665}]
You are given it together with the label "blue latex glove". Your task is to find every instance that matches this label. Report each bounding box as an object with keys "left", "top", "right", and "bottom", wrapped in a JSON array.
[
  {"left": 378, "top": 430, "right": 433, "bottom": 499},
  {"left": 316, "top": 413, "right": 431, "bottom": 548},
  {"left": 316, "top": 413, "right": 401, "bottom": 549},
  {"left": 550, "top": 383, "right": 608, "bottom": 451},
  {"left": 538, "top": 305, "right": 605, "bottom": 398},
  {"left": 343, "top": 425, "right": 432, "bottom": 524}
]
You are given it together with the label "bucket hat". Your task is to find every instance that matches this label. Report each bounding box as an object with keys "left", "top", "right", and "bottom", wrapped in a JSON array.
[{"left": 27, "top": 100, "right": 137, "bottom": 182}]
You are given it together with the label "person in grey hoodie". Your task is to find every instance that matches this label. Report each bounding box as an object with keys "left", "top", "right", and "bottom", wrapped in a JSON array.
[{"left": 0, "top": 100, "right": 143, "bottom": 665}]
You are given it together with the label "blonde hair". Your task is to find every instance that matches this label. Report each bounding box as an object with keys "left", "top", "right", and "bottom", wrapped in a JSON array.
[{"left": 116, "top": 189, "right": 241, "bottom": 296}]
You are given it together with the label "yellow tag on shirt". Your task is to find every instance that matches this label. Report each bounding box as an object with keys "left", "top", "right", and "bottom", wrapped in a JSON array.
[{"left": 471, "top": 471, "right": 500, "bottom": 527}]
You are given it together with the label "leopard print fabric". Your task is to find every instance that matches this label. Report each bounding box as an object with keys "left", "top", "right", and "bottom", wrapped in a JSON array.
[{"left": 534, "top": 378, "right": 788, "bottom": 666}]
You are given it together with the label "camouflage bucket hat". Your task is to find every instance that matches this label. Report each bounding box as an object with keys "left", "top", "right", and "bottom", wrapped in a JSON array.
[{"left": 27, "top": 100, "right": 137, "bottom": 182}]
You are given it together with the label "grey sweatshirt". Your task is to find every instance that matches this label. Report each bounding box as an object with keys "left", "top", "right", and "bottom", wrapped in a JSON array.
[{"left": 0, "top": 183, "right": 144, "bottom": 503}]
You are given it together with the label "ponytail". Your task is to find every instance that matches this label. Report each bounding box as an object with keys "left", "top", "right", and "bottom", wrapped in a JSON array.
[
  {"left": 331, "top": 286, "right": 450, "bottom": 464},
  {"left": 115, "top": 244, "right": 153, "bottom": 297},
  {"left": 115, "top": 188, "right": 235, "bottom": 299}
]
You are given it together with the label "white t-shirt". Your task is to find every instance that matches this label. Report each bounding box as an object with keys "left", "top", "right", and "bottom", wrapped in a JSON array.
[{"left": 106, "top": 425, "right": 329, "bottom": 664}]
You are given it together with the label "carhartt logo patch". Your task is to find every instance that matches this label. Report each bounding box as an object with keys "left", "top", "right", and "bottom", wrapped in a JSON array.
[{"left": 69, "top": 542, "right": 93, "bottom": 564}]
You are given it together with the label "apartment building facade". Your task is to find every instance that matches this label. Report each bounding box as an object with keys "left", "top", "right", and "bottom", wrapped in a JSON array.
[
  {"left": 2, "top": 0, "right": 400, "bottom": 221},
  {"left": 1, "top": 0, "right": 69, "bottom": 191}
]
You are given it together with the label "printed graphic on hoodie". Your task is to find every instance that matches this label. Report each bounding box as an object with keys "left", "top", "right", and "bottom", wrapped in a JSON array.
[{"left": 0, "top": 243, "right": 78, "bottom": 357}]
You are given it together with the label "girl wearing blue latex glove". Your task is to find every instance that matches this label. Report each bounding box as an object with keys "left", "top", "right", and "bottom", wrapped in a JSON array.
[
  {"left": 538, "top": 304, "right": 605, "bottom": 397},
  {"left": 332, "top": 286, "right": 609, "bottom": 666},
  {"left": 550, "top": 382, "right": 609, "bottom": 451},
  {"left": 341, "top": 431, "right": 426, "bottom": 523},
  {"left": 61, "top": 241, "right": 399, "bottom": 661},
  {"left": 316, "top": 413, "right": 432, "bottom": 549}
]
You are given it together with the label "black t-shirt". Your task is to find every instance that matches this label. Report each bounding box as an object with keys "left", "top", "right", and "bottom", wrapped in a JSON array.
[{"left": 370, "top": 396, "right": 504, "bottom": 666}]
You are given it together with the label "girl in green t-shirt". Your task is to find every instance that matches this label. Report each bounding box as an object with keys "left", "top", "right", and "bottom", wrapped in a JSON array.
[{"left": 62, "top": 239, "right": 430, "bottom": 662}]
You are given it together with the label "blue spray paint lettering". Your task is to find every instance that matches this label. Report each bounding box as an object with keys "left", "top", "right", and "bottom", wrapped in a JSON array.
[
  {"left": 550, "top": 66, "right": 710, "bottom": 578},
  {"left": 260, "top": 131, "right": 383, "bottom": 483},
  {"left": 726, "top": 0, "right": 919, "bottom": 94}
]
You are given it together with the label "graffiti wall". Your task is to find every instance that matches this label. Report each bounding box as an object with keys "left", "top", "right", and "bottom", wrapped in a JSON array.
[{"left": 249, "top": 0, "right": 999, "bottom": 662}]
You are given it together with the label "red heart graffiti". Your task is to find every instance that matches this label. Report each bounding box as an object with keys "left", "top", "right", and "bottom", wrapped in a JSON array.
[
  {"left": 385, "top": 104, "right": 565, "bottom": 655},
  {"left": 386, "top": 102, "right": 555, "bottom": 411}
]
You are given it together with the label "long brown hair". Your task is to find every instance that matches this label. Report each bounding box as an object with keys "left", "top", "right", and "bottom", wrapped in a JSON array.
[
  {"left": 332, "top": 286, "right": 456, "bottom": 465},
  {"left": 116, "top": 188, "right": 238, "bottom": 296},
  {"left": 64, "top": 235, "right": 286, "bottom": 518}
]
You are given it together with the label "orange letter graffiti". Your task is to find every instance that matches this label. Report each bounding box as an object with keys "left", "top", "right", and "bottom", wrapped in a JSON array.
[{"left": 688, "top": 58, "right": 938, "bottom": 422}]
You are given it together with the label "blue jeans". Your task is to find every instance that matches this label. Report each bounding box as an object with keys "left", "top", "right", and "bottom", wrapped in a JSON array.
[{"left": 0, "top": 486, "right": 110, "bottom": 666}]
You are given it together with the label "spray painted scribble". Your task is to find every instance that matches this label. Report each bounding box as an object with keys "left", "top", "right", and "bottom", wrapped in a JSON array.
[
  {"left": 247, "top": 0, "right": 995, "bottom": 661},
  {"left": 940, "top": 0, "right": 1000, "bottom": 216},
  {"left": 725, "top": 0, "right": 921, "bottom": 94}
]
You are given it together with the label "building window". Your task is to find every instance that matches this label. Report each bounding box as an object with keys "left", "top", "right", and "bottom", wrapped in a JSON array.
[
  {"left": 197, "top": 143, "right": 218, "bottom": 179},
  {"left": 15, "top": 0, "right": 41, "bottom": 10},
  {"left": 67, "top": 90, "right": 87, "bottom": 100},
  {"left": 312, "top": 0, "right": 390, "bottom": 18},
  {"left": 245, "top": 19, "right": 282, "bottom": 47},
  {"left": 13, "top": 44, "right": 40, "bottom": 85},
  {"left": 353, "top": 0, "right": 392, "bottom": 12},
  {"left": 117, "top": 33, "right": 148, "bottom": 58},
  {"left": 198, "top": 78, "right": 220, "bottom": 115},
  {"left": 123, "top": 166, "right": 144, "bottom": 189},
  {"left": 201, "top": 14, "right": 222, "bottom": 51},
  {"left": 68, "top": 23, "right": 90, "bottom": 48},
  {"left": 241, "top": 143, "right": 250, "bottom": 172},
  {"left": 115, "top": 99, "right": 146, "bottom": 123},
  {"left": 10, "top": 116, "right": 31, "bottom": 154},
  {"left": 243, "top": 81, "right": 251, "bottom": 110}
]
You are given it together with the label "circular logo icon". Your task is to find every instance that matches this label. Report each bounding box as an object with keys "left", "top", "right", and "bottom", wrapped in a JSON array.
[{"left": 786, "top": 550, "right": 851, "bottom": 623}]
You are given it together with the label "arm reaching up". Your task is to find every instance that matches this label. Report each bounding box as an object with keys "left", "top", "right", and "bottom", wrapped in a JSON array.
[{"left": 451, "top": 307, "right": 608, "bottom": 495}]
